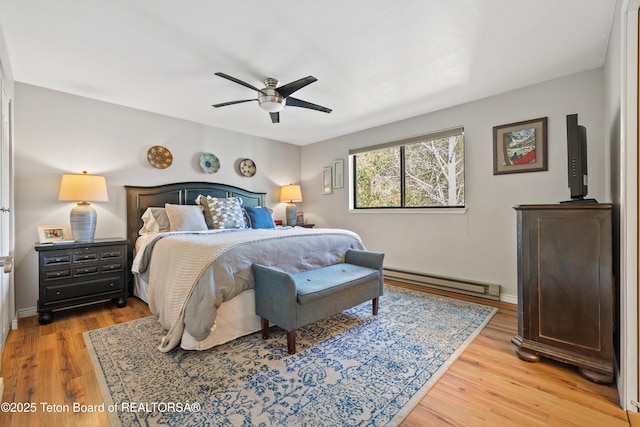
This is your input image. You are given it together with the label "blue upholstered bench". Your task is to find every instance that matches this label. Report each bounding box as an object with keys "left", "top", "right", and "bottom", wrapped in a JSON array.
[{"left": 252, "top": 249, "right": 385, "bottom": 354}]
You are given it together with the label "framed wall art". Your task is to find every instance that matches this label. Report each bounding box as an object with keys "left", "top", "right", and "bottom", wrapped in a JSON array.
[
  {"left": 38, "top": 225, "right": 72, "bottom": 243},
  {"left": 332, "top": 159, "right": 344, "bottom": 189},
  {"left": 493, "top": 117, "right": 548, "bottom": 175},
  {"left": 322, "top": 166, "right": 333, "bottom": 194}
]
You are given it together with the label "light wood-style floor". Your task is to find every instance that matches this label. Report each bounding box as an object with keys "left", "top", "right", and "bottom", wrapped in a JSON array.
[{"left": 0, "top": 282, "right": 630, "bottom": 427}]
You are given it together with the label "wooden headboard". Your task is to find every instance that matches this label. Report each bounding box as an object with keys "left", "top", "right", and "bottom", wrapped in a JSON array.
[{"left": 124, "top": 181, "right": 266, "bottom": 293}]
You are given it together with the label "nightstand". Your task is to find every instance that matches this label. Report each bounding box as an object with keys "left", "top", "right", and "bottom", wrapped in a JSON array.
[{"left": 35, "top": 238, "right": 128, "bottom": 325}]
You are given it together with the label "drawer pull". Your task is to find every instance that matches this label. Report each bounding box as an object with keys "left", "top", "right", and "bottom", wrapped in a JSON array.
[{"left": 56, "top": 291, "right": 61, "bottom": 295}]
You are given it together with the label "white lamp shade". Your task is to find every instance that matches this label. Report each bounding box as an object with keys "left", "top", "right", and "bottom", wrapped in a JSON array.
[
  {"left": 59, "top": 171, "right": 108, "bottom": 242},
  {"left": 280, "top": 184, "right": 302, "bottom": 203},
  {"left": 59, "top": 172, "right": 109, "bottom": 202}
]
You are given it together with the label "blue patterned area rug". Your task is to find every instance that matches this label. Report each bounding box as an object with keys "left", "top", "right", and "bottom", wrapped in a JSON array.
[{"left": 84, "top": 285, "right": 497, "bottom": 427}]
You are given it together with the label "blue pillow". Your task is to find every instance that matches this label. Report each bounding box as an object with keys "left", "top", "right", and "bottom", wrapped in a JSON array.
[{"left": 244, "top": 206, "right": 274, "bottom": 229}]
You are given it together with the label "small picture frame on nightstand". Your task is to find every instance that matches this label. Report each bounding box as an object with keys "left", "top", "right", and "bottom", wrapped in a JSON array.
[{"left": 38, "top": 225, "right": 73, "bottom": 244}]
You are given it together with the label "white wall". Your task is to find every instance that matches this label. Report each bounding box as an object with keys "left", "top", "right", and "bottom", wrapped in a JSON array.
[
  {"left": 13, "top": 83, "right": 301, "bottom": 315},
  {"left": 11, "top": 70, "right": 608, "bottom": 310},
  {"left": 604, "top": 0, "right": 639, "bottom": 411},
  {"left": 301, "top": 69, "right": 606, "bottom": 302}
]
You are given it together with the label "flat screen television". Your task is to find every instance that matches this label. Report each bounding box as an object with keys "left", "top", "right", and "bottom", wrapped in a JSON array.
[{"left": 564, "top": 114, "right": 595, "bottom": 203}]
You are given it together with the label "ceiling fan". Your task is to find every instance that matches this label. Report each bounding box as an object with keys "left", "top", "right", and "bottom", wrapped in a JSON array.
[{"left": 212, "top": 72, "right": 332, "bottom": 123}]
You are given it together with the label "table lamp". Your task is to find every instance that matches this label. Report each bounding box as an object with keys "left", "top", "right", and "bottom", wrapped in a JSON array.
[
  {"left": 58, "top": 171, "right": 109, "bottom": 242},
  {"left": 280, "top": 184, "right": 302, "bottom": 226}
]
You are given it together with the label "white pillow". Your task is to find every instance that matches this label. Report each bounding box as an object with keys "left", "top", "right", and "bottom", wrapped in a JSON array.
[
  {"left": 164, "top": 204, "right": 208, "bottom": 232},
  {"left": 139, "top": 207, "right": 170, "bottom": 235},
  {"left": 196, "top": 195, "right": 245, "bottom": 229}
]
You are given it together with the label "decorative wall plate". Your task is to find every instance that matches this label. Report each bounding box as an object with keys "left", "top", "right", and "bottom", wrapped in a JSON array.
[
  {"left": 147, "top": 145, "right": 173, "bottom": 169},
  {"left": 239, "top": 158, "right": 256, "bottom": 177},
  {"left": 200, "top": 153, "right": 220, "bottom": 173}
]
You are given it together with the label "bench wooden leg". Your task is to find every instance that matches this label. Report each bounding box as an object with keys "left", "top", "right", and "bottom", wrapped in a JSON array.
[
  {"left": 287, "top": 330, "right": 296, "bottom": 354},
  {"left": 261, "top": 317, "right": 270, "bottom": 340},
  {"left": 372, "top": 297, "right": 379, "bottom": 315}
]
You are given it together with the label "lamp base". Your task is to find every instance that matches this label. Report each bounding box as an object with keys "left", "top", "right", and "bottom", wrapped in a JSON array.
[
  {"left": 285, "top": 203, "right": 297, "bottom": 227},
  {"left": 70, "top": 202, "right": 97, "bottom": 243}
]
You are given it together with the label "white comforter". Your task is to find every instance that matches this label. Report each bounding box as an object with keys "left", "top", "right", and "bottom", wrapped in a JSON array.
[{"left": 133, "top": 227, "right": 365, "bottom": 351}]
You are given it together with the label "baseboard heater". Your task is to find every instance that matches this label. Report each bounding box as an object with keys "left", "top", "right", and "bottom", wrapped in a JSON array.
[{"left": 384, "top": 268, "right": 500, "bottom": 301}]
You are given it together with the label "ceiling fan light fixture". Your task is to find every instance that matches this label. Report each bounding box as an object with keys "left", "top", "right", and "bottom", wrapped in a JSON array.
[
  {"left": 259, "top": 98, "right": 285, "bottom": 113},
  {"left": 258, "top": 83, "right": 285, "bottom": 112},
  {"left": 213, "top": 73, "right": 331, "bottom": 121}
]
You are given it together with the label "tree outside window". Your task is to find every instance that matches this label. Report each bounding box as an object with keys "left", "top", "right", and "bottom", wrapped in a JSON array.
[{"left": 352, "top": 129, "right": 464, "bottom": 208}]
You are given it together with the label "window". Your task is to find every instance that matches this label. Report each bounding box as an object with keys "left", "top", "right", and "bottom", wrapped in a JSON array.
[{"left": 350, "top": 127, "right": 464, "bottom": 209}]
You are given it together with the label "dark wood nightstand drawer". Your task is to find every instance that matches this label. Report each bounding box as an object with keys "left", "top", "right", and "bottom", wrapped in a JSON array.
[
  {"left": 74, "top": 265, "right": 99, "bottom": 276},
  {"left": 42, "top": 254, "right": 72, "bottom": 266},
  {"left": 44, "top": 276, "right": 124, "bottom": 303},
  {"left": 73, "top": 252, "right": 99, "bottom": 262},
  {"left": 100, "top": 248, "right": 124, "bottom": 259},
  {"left": 44, "top": 269, "right": 71, "bottom": 280},
  {"left": 101, "top": 262, "right": 123, "bottom": 273}
]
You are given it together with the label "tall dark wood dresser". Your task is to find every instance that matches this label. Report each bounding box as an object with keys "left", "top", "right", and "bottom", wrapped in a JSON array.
[{"left": 512, "top": 203, "right": 613, "bottom": 383}]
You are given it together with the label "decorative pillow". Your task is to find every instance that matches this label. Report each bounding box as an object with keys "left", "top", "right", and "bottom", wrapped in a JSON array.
[
  {"left": 244, "top": 206, "right": 275, "bottom": 229},
  {"left": 139, "top": 207, "right": 170, "bottom": 235},
  {"left": 196, "top": 195, "right": 245, "bottom": 229},
  {"left": 164, "top": 203, "right": 208, "bottom": 232},
  {"left": 241, "top": 205, "right": 252, "bottom": 228}
]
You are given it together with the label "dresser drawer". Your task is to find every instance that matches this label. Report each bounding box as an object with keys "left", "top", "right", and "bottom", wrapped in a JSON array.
[
  {"left": 44, "top": 269, "right": 72, "bottom": 280},
  {"left": 74, "top": 265, "right": 99, "bottom": 276},
  {"left": 101, "top": 262, "right": 123, "bottom": 273},
  {"left": 42, "top": 265, "right": 104, "bottom": 281},
  {"left": 42, "top": 253, "right": 72, "bottom": 267},
  {"left": 44, "top": 276, "right": 124, "bottom": 303},
  {"left": 73, "top": 251, "right": 99, "bottom": 262},
  {"left": 100, "top": 247, "right": 124, "bottom": 260}
]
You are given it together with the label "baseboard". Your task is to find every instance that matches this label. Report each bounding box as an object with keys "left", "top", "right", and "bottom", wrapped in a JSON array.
[
  {"left": 17, "top": 307, "right": 37, "bottom": 319},
  {"left": 384, "top": 268, "right": 500, "bottom": 301},
  {"left": 500, "top": 293, "right": 517, "bottom": 304}
]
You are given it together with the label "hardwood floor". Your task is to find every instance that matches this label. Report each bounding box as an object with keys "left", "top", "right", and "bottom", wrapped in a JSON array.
[{"left": 0, "top": 282, "right": 630, "bottom": 427}]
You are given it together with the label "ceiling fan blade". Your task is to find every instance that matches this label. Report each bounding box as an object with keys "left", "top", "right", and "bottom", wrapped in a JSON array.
[
  {"left": 215, "top": 72, "right": 266, "bottom": 94},
  {"left": 286, "top": 97, "right": 332, "bottom": 113},
  {"left": 270, "top": 112, "right": 280, "bottom": 124},
  {"left": 212, "top": 99, "right": 256, "bottom": 108},
  {"left": 276, "top": 76, "right": 317, "bottom": 98}
]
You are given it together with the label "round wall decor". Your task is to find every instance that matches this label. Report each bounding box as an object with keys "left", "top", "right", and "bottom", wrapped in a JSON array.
[
  {"left": 147, "top": 145, "right": 173, "bottom": 169},
  {"left": 200, "top": 153, "right": 220, "bottom": 173},
  {"left": 239, "top": 158, "right": 256, "bottom": 177}
]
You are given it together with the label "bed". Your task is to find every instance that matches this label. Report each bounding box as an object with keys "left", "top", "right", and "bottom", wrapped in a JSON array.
[{"left": 125, "top": 182, "right": 366, "bottom": 352}]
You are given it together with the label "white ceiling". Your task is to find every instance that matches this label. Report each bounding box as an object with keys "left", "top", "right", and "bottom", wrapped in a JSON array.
[{"left": 0, "top": 0, "right": 617, "bottom": 145}]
